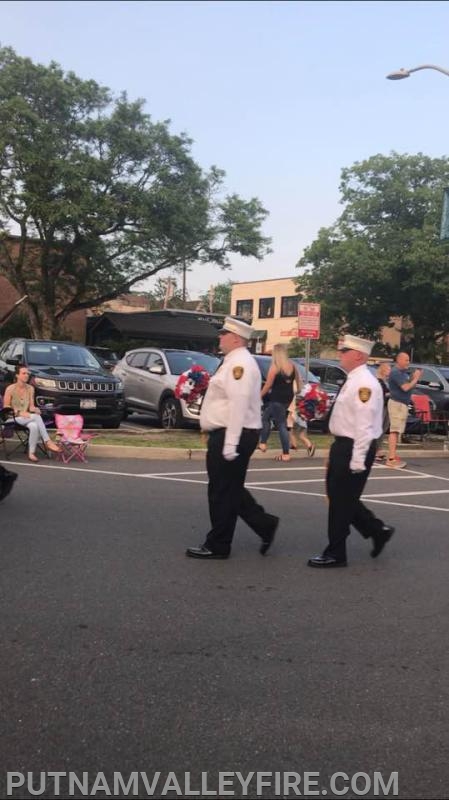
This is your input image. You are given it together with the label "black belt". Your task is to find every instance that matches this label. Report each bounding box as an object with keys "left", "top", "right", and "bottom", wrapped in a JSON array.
[{"left": 334, "top": 436, "right": 376, "bottom": 445}]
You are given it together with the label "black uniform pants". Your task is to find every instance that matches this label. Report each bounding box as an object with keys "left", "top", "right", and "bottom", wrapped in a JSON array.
[
  {"left": 204, "top": 428, "right": 275, "bottom": 555},
  {"left": 324, "top": 437, "right": 385, "bottom": 562},
  {"left": 0, "top": 465, "right": 18, "bottom": 502}
]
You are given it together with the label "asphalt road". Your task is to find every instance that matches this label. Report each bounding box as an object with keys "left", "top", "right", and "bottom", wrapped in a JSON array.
[{"left": 1, "top": 454, "right": 449, "bottom": 799}]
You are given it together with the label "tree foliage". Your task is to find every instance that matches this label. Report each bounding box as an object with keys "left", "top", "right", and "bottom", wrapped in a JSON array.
[
  {"left": 0, "top": 47, "right": 271, "bottom": 338},
  {"left": 297, "top": 152, "right": 449, "bottom": 360}
]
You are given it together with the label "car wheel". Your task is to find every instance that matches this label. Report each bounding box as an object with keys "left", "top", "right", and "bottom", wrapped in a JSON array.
[{"left": 160, "top": 396, "right": 183, "bottom": 429}]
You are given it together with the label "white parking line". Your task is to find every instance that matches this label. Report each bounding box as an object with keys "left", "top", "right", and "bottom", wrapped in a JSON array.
[
  {"left": 248, "top": 474, "right": 429, "bottom": 486},
  {"left": 3, "top": 459, "right": 449, "bottom": 511},
  {"left": 363, "top": 499, "right": 449, "bottom": 513},
  {"left": 363, "top": 489, "right": 449, "bottom": 498}
]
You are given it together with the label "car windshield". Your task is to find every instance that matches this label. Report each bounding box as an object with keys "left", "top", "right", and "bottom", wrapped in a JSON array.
[
  {"left": 91, "top": 348, "right": 118, "bottom": 361},
  {"left": 165, "top": 351, "right": 220, "bottom": 376},
  {"left": 256, "top": 357, "right": 319, "bottom": 384},
  {"left": 25, "top": 342, "right": 102, "bottom": 369},
  {"left": 437, "top": 367, "right": 449, "bottom": 381},
  {"left": 290, "top": 360, "right": 321, "bottom": 383}
]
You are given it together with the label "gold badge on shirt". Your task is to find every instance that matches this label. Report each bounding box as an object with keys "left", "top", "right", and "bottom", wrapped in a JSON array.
[
  {"left": 358, "top": 387, "right": 371, "bottom": 403},
  {"left": 233, "top": 366, "right": 244, "bottom": 380}
]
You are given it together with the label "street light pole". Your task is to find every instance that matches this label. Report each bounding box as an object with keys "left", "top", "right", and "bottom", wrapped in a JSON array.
[
  {"left": 387, "top": 64, "right": 449, "bottom": 80},
  {"left": 386, "top": 62, "right": 449, "bottom": 241}
]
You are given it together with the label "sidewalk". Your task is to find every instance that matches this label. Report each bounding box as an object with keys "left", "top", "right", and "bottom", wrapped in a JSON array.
[{"left": 88, "top": 440, "right": 449, "bottom": 461}]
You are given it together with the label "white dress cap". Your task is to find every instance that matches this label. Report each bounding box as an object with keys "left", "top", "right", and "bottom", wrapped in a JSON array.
[
  {"left": 337, "top": 334, "right": 374, "bottom": 355},
  {"left": 218, "top": 316, "right": 254, "bottom": 340}
]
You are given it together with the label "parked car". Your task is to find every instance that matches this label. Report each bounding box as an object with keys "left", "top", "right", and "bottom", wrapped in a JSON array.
[
  {"left": 87, "top": 346, "right": 119, "bottom": 372},
  {"left": 408, "top": 363, "right": 449, "bottom": 413},
  {"left": 113, "top": 348, "right": 220, "bottom": 428},
  {"left": 295, "top": 358, "right": 346, "bottom": 394},
  {"left": 0, "top": 338, "right": 125, "bottom": 428}
]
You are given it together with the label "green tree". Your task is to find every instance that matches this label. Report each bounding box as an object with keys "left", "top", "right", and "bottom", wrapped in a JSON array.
[
  {"left": 297, "top": 152, "right": 449, "bottom": 361},
  {"left": 198, "top": 280, "right": 233, "bottom": 314},
  {"left": 0, "top": 47, "right": 271, "bottom": 339}
]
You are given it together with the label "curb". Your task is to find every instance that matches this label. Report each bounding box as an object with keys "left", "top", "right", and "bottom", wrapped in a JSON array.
[{"left": 88, "top": 444, "right": 448, "bottom": 461}]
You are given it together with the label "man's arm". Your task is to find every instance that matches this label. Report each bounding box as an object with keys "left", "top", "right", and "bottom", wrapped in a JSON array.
[
  {"left": 261, "top": 365, "right": 277, "bottom": 399},
  {"left": 399, "top": 369, "right": 423, "bottom": 392}
]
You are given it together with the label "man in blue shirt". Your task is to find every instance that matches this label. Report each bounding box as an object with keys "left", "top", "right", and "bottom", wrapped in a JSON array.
[{"left": 387, "top": 352, "right": 422, "bottom": 469}]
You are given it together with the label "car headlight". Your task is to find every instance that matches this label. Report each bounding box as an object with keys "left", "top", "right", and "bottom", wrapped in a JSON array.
[{"left": 33, "top": 378, "right": 57, "bottom": 389}]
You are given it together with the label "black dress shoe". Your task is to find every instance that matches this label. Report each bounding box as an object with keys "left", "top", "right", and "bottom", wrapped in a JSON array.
[
  {"left": 186, "top": 546, "right": 229, "bottom": 559},
  {"left": 259, "top": 515, "right": 279, "bottom": 555},
  {"left": 0, "top": 469, "right": 18, "bottom": 502},
  {"left": 307, "top": 554, "right": 347, "bottom": 568},
  {"left": 371, "top": 526, "right": 395, "bottom": 558}
]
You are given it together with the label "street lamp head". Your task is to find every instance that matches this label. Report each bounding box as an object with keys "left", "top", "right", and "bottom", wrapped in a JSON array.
[{"left": 386, "top": 69, "right": 411, "bottom": 80}]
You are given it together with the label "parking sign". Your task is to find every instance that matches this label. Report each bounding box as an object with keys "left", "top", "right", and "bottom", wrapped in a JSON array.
[{"left": 298, "top": 302, "right": 320, "bottom": 339}]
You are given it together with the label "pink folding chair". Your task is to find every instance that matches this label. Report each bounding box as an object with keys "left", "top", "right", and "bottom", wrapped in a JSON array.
[{"left": 54, "top": 414, "right": 95, "bottom": 464}]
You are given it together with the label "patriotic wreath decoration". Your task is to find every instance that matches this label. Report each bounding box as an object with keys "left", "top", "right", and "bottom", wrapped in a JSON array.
[
  {"left": 296, "top": 382, "right": 329, "bottom": 421},
  {"left": 175, "top": 365, "right": 210, "bottom": 404}
]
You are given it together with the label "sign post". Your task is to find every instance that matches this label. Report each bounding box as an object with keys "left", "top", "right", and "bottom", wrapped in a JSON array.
[
  {"left": 298, "top": 302, "right": 321, "bottom": 375},
  {"left": 440, "top": 188, "right": 449, "bottom": 241}
]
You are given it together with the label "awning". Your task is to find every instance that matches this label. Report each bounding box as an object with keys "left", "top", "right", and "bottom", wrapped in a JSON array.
[{"left": 88, "top": 311, "right": 219, "bottom": 341}]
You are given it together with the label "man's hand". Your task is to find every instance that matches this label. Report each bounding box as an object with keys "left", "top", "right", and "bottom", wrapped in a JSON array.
[
  {"left": 223, "top": 445, "right": 239, "bottom": 461},
  {"left": 350, "top": 462, "right": 365, "bottom": 474},
  {"left": 412, "top": 369, "right": 423, "bottom": 382}
]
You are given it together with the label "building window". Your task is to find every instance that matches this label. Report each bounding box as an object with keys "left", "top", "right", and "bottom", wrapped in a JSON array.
[
  {"left": 281, "top": 296, "right": 299, "bottom": 317},
  {"left": 236, "top": 299, "right": 253, "bottom": 321},
  {"left": 259, "top": 297, "right": 275, "bottom": 318}
]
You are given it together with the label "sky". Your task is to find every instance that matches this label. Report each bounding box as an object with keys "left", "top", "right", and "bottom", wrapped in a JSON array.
[{"left": 2, "top": 0, "right": 449, "bottom": 299}]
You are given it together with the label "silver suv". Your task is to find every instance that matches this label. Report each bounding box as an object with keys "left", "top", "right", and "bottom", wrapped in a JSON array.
[{"left": 113, "top": 348, "right": 220, "bottom": 428}]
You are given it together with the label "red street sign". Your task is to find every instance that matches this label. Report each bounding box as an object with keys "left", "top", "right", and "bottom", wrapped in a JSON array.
[{"left": 298, "top": 302, "right": 320, "bottom": 339}]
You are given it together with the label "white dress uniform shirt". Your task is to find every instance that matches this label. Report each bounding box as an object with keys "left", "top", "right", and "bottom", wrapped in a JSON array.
[
  {"left": 200, "top": 347, "right": 262, "bottom": 451},
  {"left": 329, "top": 364, "right": 383, "bottom": 472}
]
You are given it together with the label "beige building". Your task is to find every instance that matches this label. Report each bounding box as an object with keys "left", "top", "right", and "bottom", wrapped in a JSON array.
[
  {"left": 231, "top": 277, "right": 300, "bottom": 353},
  {"left": 231, "top": 276, "right": 403, "bottom": 355}
]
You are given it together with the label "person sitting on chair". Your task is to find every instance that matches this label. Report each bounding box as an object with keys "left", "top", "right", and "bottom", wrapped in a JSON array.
[{"left": 3, "top": 366, "right": 61, "bottom": 462}]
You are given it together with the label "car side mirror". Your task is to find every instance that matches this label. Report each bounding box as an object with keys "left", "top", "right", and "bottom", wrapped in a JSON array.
[
  {"left": 148, "top": 365, "right": 165, "bottom": 375},
  {"left": 6, "top": 357, "right": 21, "bottom": 366}
]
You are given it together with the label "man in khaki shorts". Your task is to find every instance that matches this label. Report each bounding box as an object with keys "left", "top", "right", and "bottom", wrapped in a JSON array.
[{"left": 387, "top": 352, "right": 422, "bottom": 469}]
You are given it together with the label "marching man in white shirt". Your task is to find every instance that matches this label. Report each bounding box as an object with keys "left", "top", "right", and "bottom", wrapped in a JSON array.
[
  {"left": 308, "top": 334, "right": 395, "bottom": 568},
  {"left": 186, "top": 316, "right": 279, "bottom": 559}
]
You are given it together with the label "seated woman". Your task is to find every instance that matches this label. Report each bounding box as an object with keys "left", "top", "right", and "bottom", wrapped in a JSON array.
[{"left": 3, "top": 366, "right": 61, "bottom": 462}]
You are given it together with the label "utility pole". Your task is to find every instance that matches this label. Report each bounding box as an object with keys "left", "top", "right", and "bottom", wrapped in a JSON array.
[
  {"left": 163, "top": 277, "right": 173, "bottom": 309},
  {"left": 182, "top": 259, "right": 187, "bottom": 306},
  {"left": 208, "top": 285, "right": 214, "bottom": 313}
]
